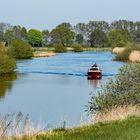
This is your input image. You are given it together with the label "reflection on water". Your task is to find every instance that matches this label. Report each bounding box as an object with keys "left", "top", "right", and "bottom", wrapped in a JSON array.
[
  {"left": 88, "top": 80, "right": 101, "bottom": 90},
  {"left": 0, "top": 73, "right": 17, "bottom": 99}
]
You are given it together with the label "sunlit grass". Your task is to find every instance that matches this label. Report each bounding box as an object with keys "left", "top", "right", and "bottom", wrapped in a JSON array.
[
  {"left": 36, "top": 116, "right": 140, "bottom": 140},
  {"left": 1, "top": 115, "right": 139, "bottom": 140}
]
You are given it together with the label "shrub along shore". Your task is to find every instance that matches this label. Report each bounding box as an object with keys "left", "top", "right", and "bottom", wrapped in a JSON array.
[{"left": 113, "top": 44, "right": 140, "bottom": 62}]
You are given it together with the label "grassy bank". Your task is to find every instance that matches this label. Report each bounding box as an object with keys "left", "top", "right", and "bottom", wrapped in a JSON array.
[
  {"left": 41, "top": 116, "right": 140, "bottom": 140},
  {"left": 8, "top": 116, "right": 140, "bottom": 140}
]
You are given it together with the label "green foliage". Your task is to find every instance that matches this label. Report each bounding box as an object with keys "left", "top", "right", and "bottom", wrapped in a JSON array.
[
  {"left": 21, "top": 27, "right": 27, "bottom": 40},
  {"left": 109, "top": 29, "right": 131, "bottom": 47},
  {"left": 1, "top": 20, "right": 140, "bottom": 48},
  {"left": 4, "top": 30, "right": 14, "bottom": 45},
  {"left": 88, "top": 63, "right": 140, "bottom": 112},
  {"left": 72, "top": 44, "right": 84, "bottom": 52},
  {"left": 133, "top": 43, "right": 140, "bottom": 51},
  {"left": 27, "top": 29, "right": 43, "bottom": 47},
  {"left": 54, "top": 45, "right": 67, "bottom": 53},
  {"left": 34, "top": 117, "right": 140, "bottom": 140},
  {"left": 0, "top": 49, "right": 16, "bottom": 74},
  {"left": 8, "top": 39, "right": 33, "bottom": 59},
  {"left": 42, "top": 30, "right": 50, "bottom": 46},
  {"left": 87, "top": 21, "right": 110, "bottom": 32},
  {"left": 51, "top": 24, "right": 75, "bottom": 47},
  {"left": 89, "top": 29, "right": 109, "bottom": 47},
  {"left": 75, "top": 34, "right": 84, "bottom": 44}
]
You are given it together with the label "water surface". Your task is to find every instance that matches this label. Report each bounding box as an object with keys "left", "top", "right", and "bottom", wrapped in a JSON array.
[{"left": 0, "top": 52, "right": 123, "bottom": 127}]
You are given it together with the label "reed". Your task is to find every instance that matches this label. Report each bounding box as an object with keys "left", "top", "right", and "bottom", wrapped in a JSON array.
[
  {"left": 129, "top": 51, "right": 140, "bottom": 62},
  {"left": 94, "top": 105, "right": 140, "bottom": 123},
  {"left": 112, "top": 47, "right": 126, "bottom": 54},
  {"left": 0, "top": 113, "right": 45, "bottom": 140}
]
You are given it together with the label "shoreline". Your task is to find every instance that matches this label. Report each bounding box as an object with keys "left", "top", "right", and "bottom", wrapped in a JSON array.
[
  {"left": 33, "top": 51, "right": 56, "bottom": 57},
  {"left": 4, "top": 115, "right": 140, "bottom": 140}
]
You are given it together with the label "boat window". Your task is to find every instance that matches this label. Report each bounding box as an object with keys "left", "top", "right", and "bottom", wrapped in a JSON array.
[{"left": 90, "top": 68, "right": 99, "bottom": 70}]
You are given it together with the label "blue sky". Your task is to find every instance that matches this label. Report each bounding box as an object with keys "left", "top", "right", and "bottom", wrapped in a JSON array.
[{"left": 0, "top": 0, "right": 139, "bottom": 30}]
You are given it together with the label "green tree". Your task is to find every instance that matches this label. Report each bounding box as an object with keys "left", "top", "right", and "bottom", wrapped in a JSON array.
[
  {"left": 87, "top": 21, "right": 110, "bottom": 33},
  {"left": 57, "top": 22, "right": 72, "bottom": 29},
  {"left": 0, "top": 47, "right": 16, "bottom": 74},
  {"left": 21, "top": 27, "right": 27, "bottom": 40},
  {"left": 27, "top": 29, "right": 43, "bottom": 47},
  {"left": 108, "top": 29, "right": 131, "bottom": 47},
  {"left": 111, "top": 20, "right": 135, "bottom": 32},
  {"left": 89, "top": 29, "right": 109, "bottom": 47},
  {"left": 12, "top": 25, "right": 22, "bottom": 39},
  {"left": 8, "top": 39, "right": 33, "bottom": 59},
  {"left": 0, "top": 23, "right": 12, "bottom": 41},
  {"left": 75, "top": 34, "right": 84, "bottom": 44},
  {"left": 4, "top": 30, "right": 14, "bottom": 45},
  {"left": 42, "top": 30, "right": 50, "bottom": 45},
  {"left": 131, "top": 30, "right": 140, "bottom": 43},
  {"left": 74, "top": 23, "right": 87, "bottom": 35},
  {"left": 51, "top": 24, "right": 75, "bottom": 47}
]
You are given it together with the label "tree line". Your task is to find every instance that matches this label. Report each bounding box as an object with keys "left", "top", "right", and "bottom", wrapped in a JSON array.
[{"left": 0, "top": 20, "right": 140, "bottom": 48}]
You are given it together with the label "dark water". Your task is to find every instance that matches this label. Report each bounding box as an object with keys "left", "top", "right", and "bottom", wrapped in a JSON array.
[{"left": 0, "top": 52, "right": 123, "bottom": 128}]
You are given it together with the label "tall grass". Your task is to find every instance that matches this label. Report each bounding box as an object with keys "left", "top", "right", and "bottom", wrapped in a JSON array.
[
  {"left": 114, "top": 43, "right": 140, "bottom": 61},
  {"left": 114, "top": 47, "right": 132, "bottom": 61},
  {"left": 129, "top": 51, "right": 140, "bottom": 62},
  {"left": 0, "top": 113, "right": 45, "bottom": 140},
  {"left": 94, "top": 105, "right": 140, "bottom": 123}
]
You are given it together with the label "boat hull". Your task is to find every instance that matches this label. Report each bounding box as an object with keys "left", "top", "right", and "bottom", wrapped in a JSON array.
[{"left": 87, "top": 72, "right": 102, "bottom": 80}]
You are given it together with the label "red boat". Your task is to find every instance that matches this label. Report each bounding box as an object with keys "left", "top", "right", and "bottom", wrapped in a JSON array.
[{"left": 87, "top": 63, "right": 102, "bottom": 80}]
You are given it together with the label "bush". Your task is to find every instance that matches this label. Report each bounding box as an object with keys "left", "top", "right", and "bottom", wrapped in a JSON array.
[
  {"left": 0, "top": 50, "right": 16, "bottom": 74},
  {"left": 114, "top": 47, "right": 132, "bottom": 61},
  {"left": 8, "top": 40, "right": 33, "bottom": 59},
  {"left": 114, "top": 43, "right": 140, "bottom": 61},
  {"left": 72, "top": 44, "right": 84, "bottom": 52},
  {"left": 87, "top": 63, "right": 140, "bottom": 113},
  {"left": 134, "top": 44, "right": 140, "bottom": 51},
  {"left": 54, "top": 45, "right": 67, "bottom": 53}
]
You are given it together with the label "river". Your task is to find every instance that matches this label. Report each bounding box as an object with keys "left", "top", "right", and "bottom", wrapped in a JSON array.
[{"left": 0, "top": 52, "right": 123, "bottom": 128}]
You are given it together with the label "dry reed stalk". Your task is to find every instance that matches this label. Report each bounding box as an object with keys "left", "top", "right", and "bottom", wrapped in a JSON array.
[
  {"left": 112, "top": 47, "right": 126, "bottom": 54},
  {"left": 33, "top": 51, "right": 55, "bottom": 57},
  {"left": 93, "top": 105, "right": 140, "bottom": 123},
  {"left": 0, "top": 113, "right": 45, "bottom": 140},
  {"left": 129, "top": 51, "right": 140, "bottom": 62}
]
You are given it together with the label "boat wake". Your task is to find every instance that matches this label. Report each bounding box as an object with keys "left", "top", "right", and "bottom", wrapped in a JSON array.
[{"left": 18, "top": 71, "right": 118, "bottom": 77}]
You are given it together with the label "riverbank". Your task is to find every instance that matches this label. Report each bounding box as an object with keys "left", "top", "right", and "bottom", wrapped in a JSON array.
[
  {"left": 33, "top": 47, "right": 112, "bottom": 52},
  {"left": 113, "top": 46, "right": 140, "bottom": 62},
  {"left": 7, "top": 116, "right": 140, "bottom": 140},
  {"left": 39, "top": 116, "right": 140, "bottom": 140},
  {"left": 32, "top": 47, "right": 112, "bottom": 57},
  {"left": 33, "top": 51, "right": 56, "bottom": 57}
]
